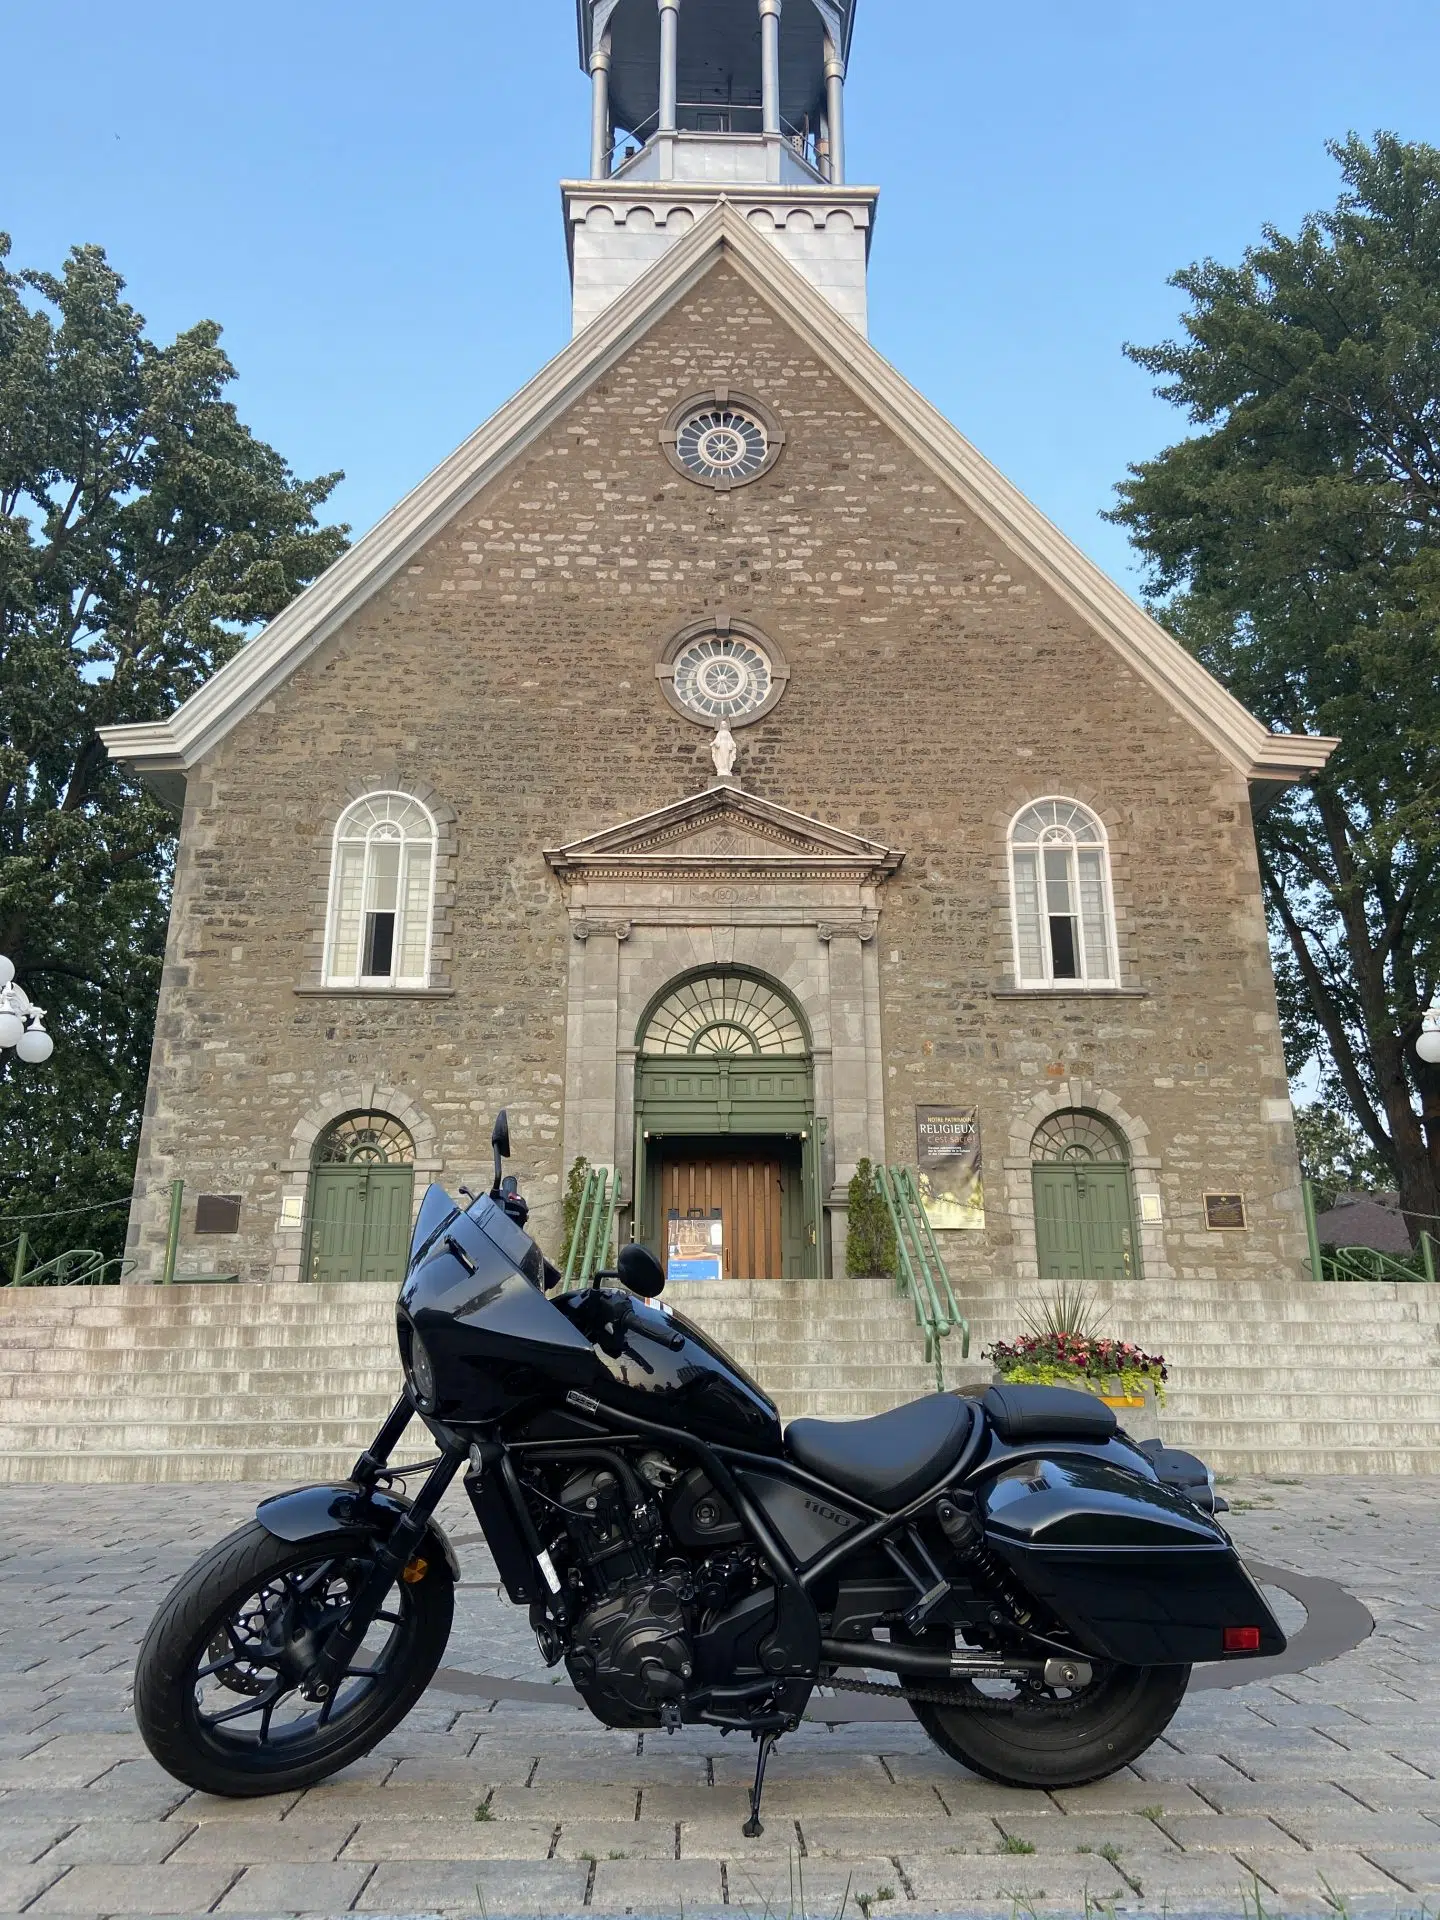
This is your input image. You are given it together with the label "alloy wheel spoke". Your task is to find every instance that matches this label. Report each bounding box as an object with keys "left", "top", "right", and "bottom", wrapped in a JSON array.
[
  {"left": 293, "top": 1560, "right": 339, "bottom": 1598},
  {"left": 194, "top": 1651, "right": 249, "bottom": 1681},
  {"left": 204, "top": 1679, "right": 284, "bottom": 1727}
]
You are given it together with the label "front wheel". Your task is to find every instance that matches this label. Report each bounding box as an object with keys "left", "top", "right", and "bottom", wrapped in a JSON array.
[
  {"left": 911, "top": 1659, "right": 1190, "bottom": 1790},
  {"left": 134, "top": 1519, "right": 453, "bottom": 1797}
]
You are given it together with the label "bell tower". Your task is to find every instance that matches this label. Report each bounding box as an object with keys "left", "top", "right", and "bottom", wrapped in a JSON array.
[{"left": 566, "top": 0, "right": 876, "bottom": 335}]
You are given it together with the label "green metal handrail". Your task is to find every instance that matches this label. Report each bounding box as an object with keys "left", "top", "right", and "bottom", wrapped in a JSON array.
[
  {"left": 1302, "top": 1178, "right": 1437, "bottom": 1284},
  {"left": 563, "top": 1165, "right": 618, "bottom": 1286},
  {"left": 878, "top": 1164, "right": 970, "bottom": 1390},
  {"left": 895, "top": 1166, "right": 970, "bottom": 1346},
  {"left": 8, "top": 1246, "right": 136, "bottom": 1286}
]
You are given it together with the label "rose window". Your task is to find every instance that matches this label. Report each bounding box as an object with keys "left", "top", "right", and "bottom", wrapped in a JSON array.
[
  {"left": 674, "top": 406, "right": 769, "bottom": 484},
  {"left": 671, "top": 635, "right": 774, "bottom": 722}
]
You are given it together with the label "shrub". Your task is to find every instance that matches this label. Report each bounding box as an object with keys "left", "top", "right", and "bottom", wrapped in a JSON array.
[
  {"left": 559, "top": 1156, "right": 591, "bottom": 1271},
  {"left": 845, "top": 1158, "right": 897, "bottom": 1277}
]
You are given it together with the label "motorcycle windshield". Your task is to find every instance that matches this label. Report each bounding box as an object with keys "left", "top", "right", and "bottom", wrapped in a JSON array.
[
  {"left": 409, "top": 1183, "right": 460, "bottom": 1268},
  {"left": 465, "top": 1194, "right": 549, "bottom": 1289}
]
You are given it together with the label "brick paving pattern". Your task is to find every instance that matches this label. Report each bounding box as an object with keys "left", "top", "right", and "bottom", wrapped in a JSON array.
[{"left": 0, "top": 1476, "right": 1436, "bottom": 1917}]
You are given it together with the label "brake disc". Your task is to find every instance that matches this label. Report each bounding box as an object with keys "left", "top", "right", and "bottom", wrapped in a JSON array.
[{"left": 205, "top": 1628, "right": 272, "bottom": 1696}]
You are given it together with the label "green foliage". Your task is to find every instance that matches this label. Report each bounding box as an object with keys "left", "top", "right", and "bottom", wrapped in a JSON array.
[
  {"left": 560, "top": 1156, "right": 591, "bottom": 1272},
  {"left": 1108, "top": 133, "right": 1440, "bottom": 1242},
  {"left": 1295, "top": 1101, "right": 1394, "bottom": 1208},
  {"left": 845, "top": 1157, "right": 896, "bottom": 1278},
  {"left": 1017, "top": 1282, "right": 1109, "bottom": 1344},
  {"left": 0, "top": 234, "right": 348, "bottom": 1267}
]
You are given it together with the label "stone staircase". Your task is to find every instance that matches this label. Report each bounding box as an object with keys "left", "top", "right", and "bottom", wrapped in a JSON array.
[
  {"left": 0, "top": 1276, "right": 942, "bottom": 1485},
  {"left": 1, "top": 1273, "right": 1437, "bottom": 1483},
  {"left": 955, "top": 1276, "right": 1440, "bottom": 1477}
]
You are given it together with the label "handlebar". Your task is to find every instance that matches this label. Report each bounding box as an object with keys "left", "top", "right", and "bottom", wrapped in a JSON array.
[{"left": 610, "top": 1294, "right": 685, "bottom": 1352}]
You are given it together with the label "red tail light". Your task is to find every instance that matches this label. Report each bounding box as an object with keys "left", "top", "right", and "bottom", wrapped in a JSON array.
[{"left": 1223, "top": 1626, "right": 1261, "bottom": 1653}]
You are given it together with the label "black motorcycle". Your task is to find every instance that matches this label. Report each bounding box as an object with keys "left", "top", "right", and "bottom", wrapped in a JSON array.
[{"left": 135, "top": 1112, "right": 1283, "bottom": 1835}]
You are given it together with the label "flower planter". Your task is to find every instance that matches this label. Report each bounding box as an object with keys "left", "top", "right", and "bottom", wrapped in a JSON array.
[{"left": 1095, "top": 1375, "right": 1161, "bottom": 1442}]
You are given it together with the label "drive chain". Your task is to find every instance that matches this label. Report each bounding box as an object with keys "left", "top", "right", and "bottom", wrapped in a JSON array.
[{"left": 824, "top": 1672, "right": 1095, "bottom": 1717}]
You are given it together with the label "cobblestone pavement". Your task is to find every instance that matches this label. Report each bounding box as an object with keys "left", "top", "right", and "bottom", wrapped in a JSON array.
[{"left": 0, "top": 1477, "right": 1436, "bottom": 1919}]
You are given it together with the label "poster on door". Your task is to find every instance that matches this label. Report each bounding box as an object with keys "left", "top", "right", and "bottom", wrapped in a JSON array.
[
  {"left": 667, "top": 1212, "right": 724, "bottom": 1282},
  {"left": 915, "top": 1107, "right": 984, "bottom": 1230}
]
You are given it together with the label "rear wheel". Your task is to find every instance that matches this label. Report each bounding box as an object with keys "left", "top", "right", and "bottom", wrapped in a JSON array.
[
  {"left": 910, "top": 1656, "right": 1190, "bottom": 1789},
  {"left": 134, "top": 1520, "right": 453, "bottom": 1797}
]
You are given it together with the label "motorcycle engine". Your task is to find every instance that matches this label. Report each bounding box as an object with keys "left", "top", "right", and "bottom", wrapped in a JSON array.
[
  {"left": 565, "top": 1582, "right": 692, "bottom": 1726},
  {"left": 551, "top": 1460, "right": 696, "bottom": 1727}
]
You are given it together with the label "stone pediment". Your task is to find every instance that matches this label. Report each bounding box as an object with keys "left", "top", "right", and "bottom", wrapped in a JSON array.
[{"left": 542, "top": 784, "right": 904, "bottom": 884}]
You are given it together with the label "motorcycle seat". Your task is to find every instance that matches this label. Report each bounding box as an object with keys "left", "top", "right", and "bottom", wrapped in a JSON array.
[
  {"left": 981, "top": 1382, "right": 1117, "bottom": 1443},
  {"left": 785, "top": 1392, "right": 980, "bottom": 1512}
]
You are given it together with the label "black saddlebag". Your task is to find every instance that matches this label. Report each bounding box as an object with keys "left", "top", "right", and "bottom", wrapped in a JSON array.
[{"left": 979, "top": 1456, "right": 1285, "bottom": 1666}]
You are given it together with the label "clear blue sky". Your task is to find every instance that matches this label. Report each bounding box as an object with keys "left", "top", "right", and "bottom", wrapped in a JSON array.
[{"left": 6, "top": 1, "right": 1438, "bottom": 588}]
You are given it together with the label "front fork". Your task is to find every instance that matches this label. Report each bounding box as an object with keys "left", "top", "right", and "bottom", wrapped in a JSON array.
[{"left": 305, "top": 1396, "right": 462, "bottom": 1703}]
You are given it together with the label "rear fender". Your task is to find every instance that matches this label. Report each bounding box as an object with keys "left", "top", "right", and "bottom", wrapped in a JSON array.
[
  {"left": 255, "top": 1482, "right": 461, "bottom": 1581},
  {"left": 978, "top": 1455, "right": 1284, "bottom": 1666}
]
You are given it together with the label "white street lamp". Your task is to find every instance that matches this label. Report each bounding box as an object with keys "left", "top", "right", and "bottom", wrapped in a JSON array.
[
  {"left": 1418, "top": 999, "right": 1440, "bottom": 1067},
  {"left": 0, "top": 955, "right": 54, "bottom": 1066}
]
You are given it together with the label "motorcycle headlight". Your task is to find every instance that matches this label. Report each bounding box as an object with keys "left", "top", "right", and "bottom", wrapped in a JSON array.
[{"left": 405, "top": 1326, "right": 437, "bottom": 1409}]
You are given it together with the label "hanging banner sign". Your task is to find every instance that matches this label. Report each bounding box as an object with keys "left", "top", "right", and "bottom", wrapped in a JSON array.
[
  {"left": 915, "top": 1106, "right": 985, "bottom": 1230},
  {"left": 666, "top": 1212, "right": 724, "bottom": 1282}
]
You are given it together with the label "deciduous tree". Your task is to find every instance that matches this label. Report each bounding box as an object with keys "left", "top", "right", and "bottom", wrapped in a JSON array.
[
  {"left": 1110, "top": 134, "right": 1440, "bottom": 1244},
  {"left": 0, "top": 235, "right": 347, "bottom": 1270}
]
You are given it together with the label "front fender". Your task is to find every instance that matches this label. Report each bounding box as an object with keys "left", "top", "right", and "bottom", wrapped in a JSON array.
[{"left": 255, "top": 1482, "right": 461, "bottom": 1581}]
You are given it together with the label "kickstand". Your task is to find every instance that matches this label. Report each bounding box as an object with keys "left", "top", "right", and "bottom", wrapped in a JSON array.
[{"left": 742, "top": 1728, "right": 780, "bottom": 1839}]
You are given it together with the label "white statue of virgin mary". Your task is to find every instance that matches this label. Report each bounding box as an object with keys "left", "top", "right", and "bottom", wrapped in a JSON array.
[{"left": 711, "top": 719, "right": 738, "bottom": 778}]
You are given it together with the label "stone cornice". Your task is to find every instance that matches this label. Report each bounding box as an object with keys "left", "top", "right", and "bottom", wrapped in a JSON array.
[{"left": 543, "top": 784, "right": 904, "bottom": 888}]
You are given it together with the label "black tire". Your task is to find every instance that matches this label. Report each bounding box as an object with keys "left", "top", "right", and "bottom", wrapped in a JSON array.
[
  {"left": 134, "top": 1519, "right": 453, "bottom": 1797},
  {"left": 911, "top": 1661, "right": 1191, "bottom": 1790}
]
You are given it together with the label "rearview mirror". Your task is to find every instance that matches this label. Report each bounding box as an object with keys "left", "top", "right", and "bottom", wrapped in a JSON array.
[
  {"left": 490, "top": 1109, "right": 511, "bottom": 1192},
  {"left": 617, "top": 1242, "right": 666, "bottom": 1299}
]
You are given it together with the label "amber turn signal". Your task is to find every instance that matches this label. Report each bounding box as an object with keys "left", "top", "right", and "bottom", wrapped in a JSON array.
[{"left": 1222, "top": 1626, "right": 1261, "bottom": 1652}]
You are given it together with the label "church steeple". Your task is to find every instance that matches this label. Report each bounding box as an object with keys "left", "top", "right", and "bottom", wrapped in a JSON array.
[{"left": 565, "top": 0, "right": 874, "bottom": 336}]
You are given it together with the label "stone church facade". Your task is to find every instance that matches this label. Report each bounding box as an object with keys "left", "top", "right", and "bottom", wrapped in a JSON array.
[{"left": 102, "top": 0, "right": 1334, "bottom": 1297}]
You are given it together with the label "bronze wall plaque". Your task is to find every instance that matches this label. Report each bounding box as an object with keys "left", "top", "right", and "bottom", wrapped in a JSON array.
[
  {"left": 1204, "top": 1192, "right": 1247, "bottom": 1230},
  {"left": 195, "top": 1194, "right": 242, "bottom": 1236}
]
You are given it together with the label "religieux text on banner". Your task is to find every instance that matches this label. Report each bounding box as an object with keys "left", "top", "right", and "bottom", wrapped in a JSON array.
[{"left": 915, "top": 1106, "right": 984, "bottom": 1230}]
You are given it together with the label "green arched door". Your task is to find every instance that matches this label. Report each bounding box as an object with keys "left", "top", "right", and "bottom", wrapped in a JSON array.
[
  {"left": 1031, "top": 1110, "right": 1138, "bottom": 1282},
  {"left": 304, "top": 1113, "right": 416, "bottom": 1285}
]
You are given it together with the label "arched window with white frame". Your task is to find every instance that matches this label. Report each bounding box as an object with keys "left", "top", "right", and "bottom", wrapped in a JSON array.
[
  {"left": 323, "top": 793, "right": 436, "bottom": 988},
  {"left": 1009, "top": 799, "right": 1118, "bottom": 988}
]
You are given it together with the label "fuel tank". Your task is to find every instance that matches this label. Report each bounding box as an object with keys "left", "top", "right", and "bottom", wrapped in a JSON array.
[
  {"left": 398, "top": 1192, "right": 607, "bottom": 1424},
  {"left": 555, "top": 1291, "right": 784, "bottom": 1454}
]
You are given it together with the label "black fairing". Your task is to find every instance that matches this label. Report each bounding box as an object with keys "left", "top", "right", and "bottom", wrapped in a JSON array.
[
  {"left": 976, "top": 1453, "right": 1286, "bottom": 1665},
  {"left": 398, "top": 1189, "right": 781, "bottom": 1449},
  {"left": 399, "top": 1195, "right": 604, "bottom": 1424}
]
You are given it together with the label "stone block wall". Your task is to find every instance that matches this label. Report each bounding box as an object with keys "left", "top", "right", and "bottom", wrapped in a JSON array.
[{"left": 123, "top": 261, "right": 1305, "bottom": 1290}]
